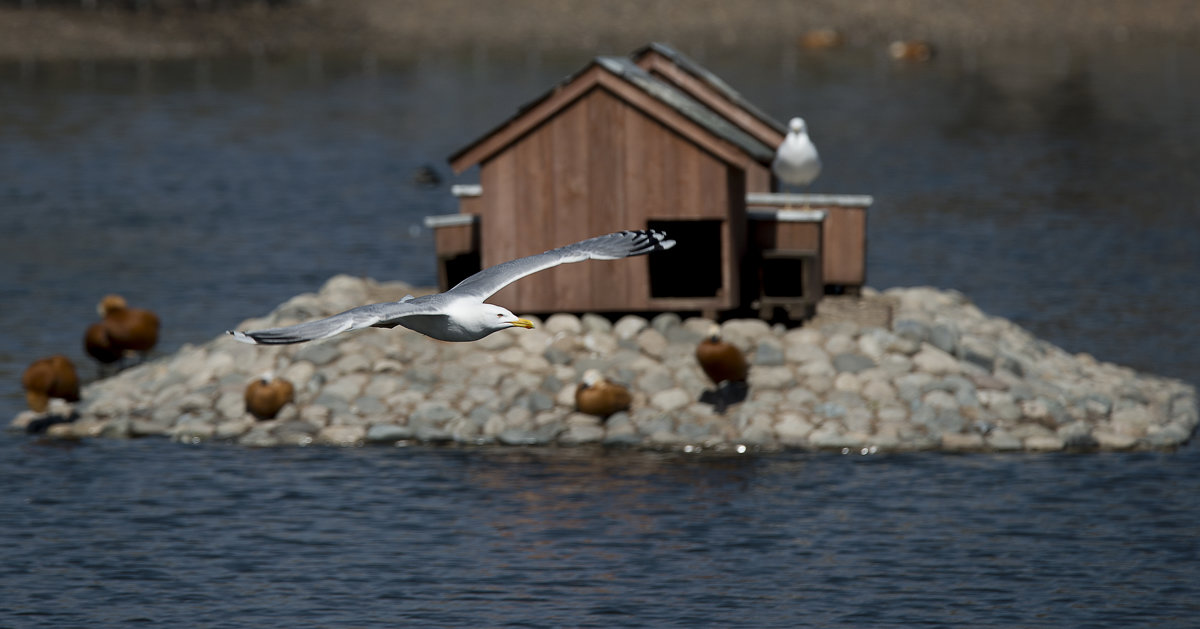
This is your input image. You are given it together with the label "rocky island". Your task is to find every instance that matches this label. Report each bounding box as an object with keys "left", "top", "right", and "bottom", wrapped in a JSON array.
[{"left": 12, "top": 275, "right": 1197, "bottom": 453}]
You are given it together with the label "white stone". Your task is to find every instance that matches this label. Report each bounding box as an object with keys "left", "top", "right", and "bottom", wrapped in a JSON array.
[
  {"left": 636, "top": 328, "right": 668, "bottom": 359},
  {"left": 651, "top": 388, "right": 690, "bottom": 413},
  {"left": 613, "top": 315, "right": 649, "bottom": 340},
  {"left": 544, "top": 313, "right": 583, "bottom": 336},
  {"left": 748, "top": 366, "right": 794, "bottom": 390},
  {"left": 317, "top": 425, "right": 366, "bottom": 446},
  {"left": 834, "top": 372, "right": 862, "bottom": 393},
  {"left": 774, "top": 413, "right": 816, "bottom": 446},
  {"left": 912, "top": 345, "right": 960, "bottom": 375},
  {"left": 1024, "top": 435, "right": 1065, "bottom": 451}
]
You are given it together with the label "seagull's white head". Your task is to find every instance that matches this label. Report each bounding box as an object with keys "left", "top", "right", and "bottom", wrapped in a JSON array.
[
  {"left": 788, "top": 117, "right": 807, "bottom": 135},
  {"left": 479, "top": 303, "right": 535, "bottom": 335}
]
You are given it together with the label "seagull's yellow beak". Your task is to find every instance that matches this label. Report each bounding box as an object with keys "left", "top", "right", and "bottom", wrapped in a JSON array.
[{"left": 509, "top": 318, "right": 535, "bottom": 330}]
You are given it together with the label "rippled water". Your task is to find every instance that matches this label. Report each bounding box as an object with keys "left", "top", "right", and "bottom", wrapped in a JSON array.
[
  {"left": 2, "top": 40, "right": 1199, "bottom": 627},
  {"left": 2, "top": 437, "right": 1198, "bottom": 627}
]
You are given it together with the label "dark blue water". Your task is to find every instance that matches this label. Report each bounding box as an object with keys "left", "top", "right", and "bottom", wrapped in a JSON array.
[
  {"left": 2, "top": 437, "right": 1198, "bottom": 627},
  {"left": 2, "top": 42, "right": 1200, "bottom": 627}
]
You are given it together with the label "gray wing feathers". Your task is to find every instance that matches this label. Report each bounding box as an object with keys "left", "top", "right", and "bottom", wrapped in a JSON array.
[
  {"left": 228, "top": 300, "right": 431, "bottom": 345},
  {"left": 447, "top": 229, "right": 676, "bottom": 300}
]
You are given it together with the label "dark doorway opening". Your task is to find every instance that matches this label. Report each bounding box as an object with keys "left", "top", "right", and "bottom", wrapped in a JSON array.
[
  {"left": 442, "top": 252, "right": 481, "bottom": 289},
  {"left": 648, "top": 220, "right": 722, "bottom": 298}
]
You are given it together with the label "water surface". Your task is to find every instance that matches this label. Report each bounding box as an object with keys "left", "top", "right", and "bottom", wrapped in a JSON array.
[{"left": 1, "top": 41, "right": 1198, "bottom": 628}]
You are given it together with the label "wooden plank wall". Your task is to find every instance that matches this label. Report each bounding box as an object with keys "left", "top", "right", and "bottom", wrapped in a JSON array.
[
  {"left": 479, "top": 87, "right": 738, "bottom": 313},
  {"left": 822, "top": 206, "right": 867, "bottom": 286}
]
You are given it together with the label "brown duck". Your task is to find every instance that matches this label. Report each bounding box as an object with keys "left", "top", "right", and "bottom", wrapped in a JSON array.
[
  {"left": 575, "top": 369, "right": 632, "bottom": 419},
  {"left": 695, "top": 323, "right": 748, "bottom": 388},
  {"left": 244, "top": 373, "right": 295, "bottom": 421},
  {"left": 22, "top": 355, "right": 81, "bottom": 413},
  {"left": 84, "top": 294, "right": 160, "bottom": 368}
]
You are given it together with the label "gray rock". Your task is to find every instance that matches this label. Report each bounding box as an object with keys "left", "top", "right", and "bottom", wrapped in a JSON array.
[
  {"left": 99, "top": 417, "right": 132, "bottom": 439},
  {"left": 832, "top": 353, "right": 876, "bottom": 374},
  {"left": 273, "top": 420, "right": 319, "bottom": 437},
  {"left": 985, "top": 430, "right": 1024, "bottom": 451},
  {"left": 295, "top": 342, "right": 340, "bottom": 366},
  {"left": 353, "top": 396, "right": 389, "bottom": 417},
  {"left": 313, "top": 394, "right": 352, "bottom": 417},
  {"left": 930, "top": 322, "right": 960, "bottom": 355},
  {"left": 1058, "top": 421, "right": 1098, "bottom": 450},
  {"left": 748, "top": 366, "right": 794, "bottom": 390},
  {"left": 893, "top": 318, "right": 931, "bottom": 344},
  {"left": 753, "top": 339, "right": 786, "bottom": 366},
  {"left": 651, "top": 312, "right": 682, "bottom": 335},
  {"left": 543, "top": 345, "right": 573, "bottom": 365},
  {"left": 1146, "top": 423, "right": 1190, "bottom": 448},
  {"left": 365, "top": 423, "right": 414, "bottom": 443},
  {"left": 958, "top": 336, "right": 997, "bottom": 371},
  {"left": 238, "top": 425, "right": 280, "bottom": 448},
  {"left": 912, "top": 405, "right": 965, "bottom": 435}
]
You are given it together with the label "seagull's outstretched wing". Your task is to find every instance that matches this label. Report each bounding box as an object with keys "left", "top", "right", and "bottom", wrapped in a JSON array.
[
  {"left": 228, "top": 296, "right": 437, "bottom": 345},
  {"left": 446, "top": 229, "right": 676, "bottom": 301}
]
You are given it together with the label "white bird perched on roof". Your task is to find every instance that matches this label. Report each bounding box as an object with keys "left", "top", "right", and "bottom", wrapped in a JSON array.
[
  {"left": 772, "top": 117, "right": 822, "bottom": 195},
  {"left": 228, "top": 229, "right": 676, "bottom": 345}
]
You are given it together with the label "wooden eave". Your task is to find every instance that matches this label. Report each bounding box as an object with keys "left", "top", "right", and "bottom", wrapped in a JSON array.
[
  {"left": 634, "top": 48, "right": 785, "bottom": 150},
  {"left": 448, "top": 57, "right": 775, "bottom": 175},
  {"left": 632, "top": 43, "right": 786, "bottom": 142}
]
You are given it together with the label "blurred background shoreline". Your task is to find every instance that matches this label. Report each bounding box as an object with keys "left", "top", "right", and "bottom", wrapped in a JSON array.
[{"left": 1, "top": 0, "right": 1198, "bottom": 61}]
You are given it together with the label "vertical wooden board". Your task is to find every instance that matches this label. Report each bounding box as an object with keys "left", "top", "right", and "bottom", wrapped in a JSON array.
[
  {"left": 484, "top": 137, "right": 544, "bottom": 309},
  {"left": 585, "top": 90, "right": 627, "bottom": 310},
  {"left": 699, "top": 153, "right": 730, "bottom": 218},
  {"left": 744, "top": 163, "right": 772, "bottom": 193},
  {"left": 480, "top": 154, "right": 519, "bottom": 270},
  {"left": 517, "top": 120, "right": 558, "bottom": 311},
  {"left": 822, "top": 206, "right": 866, "bottom": 286},
  {"left": 621, "top": 105, "right": 658, "bottom": 309},
  {"left": 516, "top": 93, "right": 587, "bottom": 312}
]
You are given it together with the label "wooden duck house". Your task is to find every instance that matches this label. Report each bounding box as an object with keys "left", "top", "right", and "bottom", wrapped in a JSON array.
[{"left": 428, "top": 43, "right": 872, "bottom": 320}]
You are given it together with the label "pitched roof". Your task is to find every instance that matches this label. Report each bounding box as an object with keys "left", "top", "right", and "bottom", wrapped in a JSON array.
[
  {"left": 631, "top": 42, "right": 786, "bottom": 136},
  {"left": 448, "top": 50, "right": 776, "bottom": 173}
]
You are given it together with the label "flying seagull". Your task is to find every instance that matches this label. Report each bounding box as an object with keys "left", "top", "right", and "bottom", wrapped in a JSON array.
[
  {"left": 228, "top": 229, "right": 676, "bottom": 345},
  {"left": 772, "top": 117, "right": 821, "bottom": 196}
]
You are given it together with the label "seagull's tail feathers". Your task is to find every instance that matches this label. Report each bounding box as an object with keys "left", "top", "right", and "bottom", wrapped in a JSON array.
[{"left": 227, "top": 317, "right": 354, "bottom": 345}]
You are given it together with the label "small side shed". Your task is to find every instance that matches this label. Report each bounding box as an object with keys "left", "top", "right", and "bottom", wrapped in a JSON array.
[{"left": 429, "top": 43, "right": 871, "bottom": 320}]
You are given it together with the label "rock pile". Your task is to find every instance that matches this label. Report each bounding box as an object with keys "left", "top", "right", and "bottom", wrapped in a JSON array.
[{"left": 11, "top": 275, "right": 1197, "bottom": 452}]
